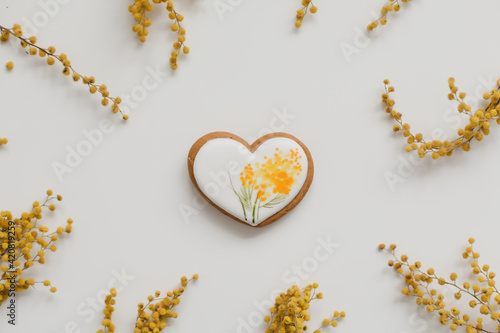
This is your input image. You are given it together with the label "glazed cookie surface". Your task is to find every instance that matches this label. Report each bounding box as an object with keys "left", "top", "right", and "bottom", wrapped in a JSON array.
[{"left": 188, "top": 132, "right": 314, "bottom": 227}]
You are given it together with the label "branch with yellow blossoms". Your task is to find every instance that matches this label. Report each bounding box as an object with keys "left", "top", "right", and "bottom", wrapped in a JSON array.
[
  {"left": 379, "top": 239, "right": 500, "bottom": 333},
  {"left": 0, "top": 138, "right": 7, "bottom": 147},
  {"left": 295, "top": 0, "right": 318, "bottom": 28},
  {"left": 367, "top": 0, "right": 412, "bottom": 31},
  {"left": 0, "top": 190, "right": 73, "bottom": 306},
  {"left": 382, "top": 78, "right": 500, "bottom": 160},
  {"left": 0, "top": 24, "right": 128, "bottom": 120},
  {"left": 129, "top": 0, "right": 189, "bottom": 70},
  {"left": 97, "top": 274, "right": 198, "bottom": 333},
  {"left": 264, "top": 283, "right": 345, "bottom": 333}
]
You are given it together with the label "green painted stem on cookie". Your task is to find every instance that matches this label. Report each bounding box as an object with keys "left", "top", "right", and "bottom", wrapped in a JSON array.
[
  {"left": 240, "top": 199, "right": 247, "bottom": 221},
  {"left": 252, "top": 195, "right": 259, "bottom": 223},
  {"left": 228, "top": 170, "right": 248, "bottom": 221},
  {"left": 256, "top": 199, "right": 261, "bottom": 221}
]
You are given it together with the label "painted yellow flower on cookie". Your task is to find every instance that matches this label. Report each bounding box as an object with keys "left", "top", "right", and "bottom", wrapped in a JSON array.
[{"left": 229, "top": 148, "right": 303, "bottom": 224}]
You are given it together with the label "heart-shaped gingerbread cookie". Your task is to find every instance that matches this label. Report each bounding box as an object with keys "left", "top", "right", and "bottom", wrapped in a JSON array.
[{"left": 188, "top": 132, "right": 314, "bottom": 227}]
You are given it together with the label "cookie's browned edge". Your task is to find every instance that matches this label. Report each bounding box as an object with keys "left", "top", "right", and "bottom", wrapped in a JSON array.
[{"left": 187, "top": 132, "right": 314, "bottom": 228}]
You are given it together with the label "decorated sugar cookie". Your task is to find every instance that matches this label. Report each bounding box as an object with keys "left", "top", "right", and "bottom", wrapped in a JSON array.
[{"left": 188, "top": 132, "right": 314, "bottom": 227}]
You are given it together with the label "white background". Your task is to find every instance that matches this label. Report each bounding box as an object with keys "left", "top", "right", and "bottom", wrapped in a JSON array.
[{"left": 1, "top": 0, "right": 500, "bottom": 332}]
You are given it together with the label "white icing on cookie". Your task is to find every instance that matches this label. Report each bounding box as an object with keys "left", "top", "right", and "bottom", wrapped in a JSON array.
[{"left": 193, "top": 137, "right": 308, "bottom": 225}]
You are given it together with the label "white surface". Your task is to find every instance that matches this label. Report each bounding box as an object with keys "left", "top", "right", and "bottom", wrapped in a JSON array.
[
  {"left": 1, "top": 0, "right": 500, "bottom": 332},
  {"left": 193, "top": 137, "right": 308, "bottom": 225}
]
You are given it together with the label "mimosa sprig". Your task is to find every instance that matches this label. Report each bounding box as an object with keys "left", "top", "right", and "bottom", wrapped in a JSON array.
[
  {"left": 295, "top": 0, "right": 318, "bottom": 28},
  {"left": 98, "top": 274, "right": 198, "bottom": 333},
  {"left": 0, "top": 24, "right": 127, "bottom": 120},
  {"left": 382, "top": 78, "right": 500, "bottom": 160},
  {"left": 379, "top": 239, "right": 500, "bottom": 333}
]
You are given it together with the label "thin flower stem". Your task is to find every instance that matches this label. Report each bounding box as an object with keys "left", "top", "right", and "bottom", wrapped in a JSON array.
[{"left": 0, "top": 24, "right": 127, "bottom": 120}]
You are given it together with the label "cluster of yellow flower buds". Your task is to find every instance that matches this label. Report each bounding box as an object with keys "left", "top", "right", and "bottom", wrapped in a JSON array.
[
  {"left": 129, "top": 0, "right": 189, "bottom": 70},
  {"left": 98, "top": 288, "right": 117, "bottom": 333},
  {"left": 167, "top": 0, "right": 189, "bottom": 70},
  {"left": 295, "top": 0, "right": 318, "bottom": 28},
  {"left": 367, "top": 0, "right": 411, "bottom": 31},
  {"left": 130, "top": 0, "right": 157, "bottom": 42},
  {"left": 0, "top": 190, "right": 73, "bottom": 306},
  {"left": 264, "top": 283, "right": 345, "bottom": 333}
]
